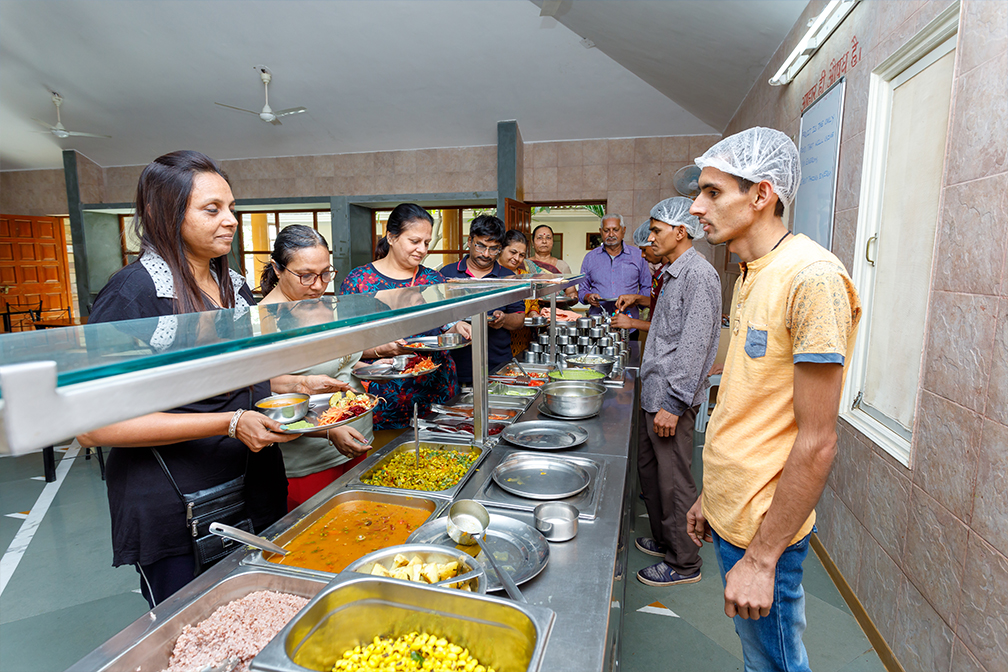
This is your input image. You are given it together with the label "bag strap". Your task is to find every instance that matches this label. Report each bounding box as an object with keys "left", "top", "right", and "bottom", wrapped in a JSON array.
[{"left": 151, "top": 448, "right": 186, "bottom": 502}]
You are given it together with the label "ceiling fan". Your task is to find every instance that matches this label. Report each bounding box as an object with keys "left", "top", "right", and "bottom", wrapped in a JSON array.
[
  {"left": 34, "top": 92, "right": 111, "bottom": 139},
  {"left": 215, "top": 66, "right": 306, "bottom": 126}
]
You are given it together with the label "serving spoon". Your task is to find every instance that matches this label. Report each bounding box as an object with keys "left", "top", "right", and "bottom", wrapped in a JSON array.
[{"left": 209, "top": 522, "right": 288, "bottom": 556}]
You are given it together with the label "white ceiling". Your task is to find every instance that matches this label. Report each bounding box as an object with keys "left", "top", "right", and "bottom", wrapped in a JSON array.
[{"left": 0, "top": 0, "right": 808, "bottom": 172}]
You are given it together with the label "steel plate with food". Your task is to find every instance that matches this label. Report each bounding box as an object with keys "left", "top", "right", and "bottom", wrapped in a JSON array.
[
  {"left": 423, "top": 417, "right": 507, "bottom": 437},
  {"left": 354, "top": 354, "right": 440, "bottom": 380},
  {"left": 265, "top": 493, "right": 437, "bottom": 574},
  {"left": 402, "top": 334, "right": 472, "bottom": 351},
  {"left": 430, "top": 404, "right": 521, "bottom": 422},
  {"left": 359, "top": 443, "right": 482, "bottom": 492},
  {"left": 278, "top": 391, "right": 379, "bottom": 434}
]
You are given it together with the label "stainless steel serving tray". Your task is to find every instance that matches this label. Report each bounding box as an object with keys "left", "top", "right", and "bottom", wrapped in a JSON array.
[
  {"left": 407, "top": 512, "right": 550, "bottom": 593},
  {"left": 68, "top": 566, "right": 327, "bottom": 672},
  {"left": 500, "top": 420, "right": 590, "bottom": 450},
  {"left": 492, "top": 453, "right": 591, "bottom": 500},
  {"left": 458, "top": 390, "right": 534, "bottom": 409},
  {"left": 471, "top": 448, "right": 607, "bottom": 520},
  {"left": 250, "top": 574, "right": 555, "bottom": 672},
  {"left": 344, "top": 439, "right": 489, "bottom": 501},
  {"left": 242, "top": 489, "right": 448, "bottom": 581}
]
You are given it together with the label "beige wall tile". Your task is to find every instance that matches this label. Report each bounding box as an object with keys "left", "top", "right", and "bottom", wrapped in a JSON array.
[
  {"left": 556, "top": 166, "right": 582, "bottom": 200},
  {"left": 835, "top": 133, "right": 864, "bottom": 213},
  {"left": 949, "top": 636, "right": 986, "bottom": 672},
  {"left": 856, "top": 535, "right": 903, "bottom": 643},
  {"left": 946, "top": 53, "right": 1008, "bottom": 185},
  {"left": 416, "top": 149, "right": 438, "bottom": 176},
  {"left": 532, "top": 142, "right": 558, "bottom": 168},
  {"left": 608, "top": 163, "right": 634, "bottom": 191},
  {"left": 415, "top": 170, "right": 439, "bottom": 194},
  {"left": 933, "top": 173, "right": 1008, "bottom": 296},
  {"left": 582, "top": 164, "right": 608, "bottom": 198},
  {"left": 913, "top": 391, "right": 983, "bottom": 523},
  {"left": 829, "top": 423, "right": 871, "bottom": 523},
  {"left": 391, "top": 173, "right": 417, "bottom": 195},
  {"left": 689, "top": 135, "right": 721, "bottom": 160},
  {"left": 557, "top": 141, "right": 583, "bottom": 167},
  {"left": 634, "top": 137, "right": 663, "bottom": 164},
  {"left": 863, "top": 449, "right": 912, "bottom": 561},
  {"left": 532, "top": 166, "right": 557, "bottom": 200},
  {"left": 293, "top": 177, "right": 315, "bottom": 197},
  {"left": 393, "top": 150, "right": 417, "bottom": 175},
  {"left": 312, "top": 155, "right": 336, "bottom": 178},
  {"left": 815, "top": 485, "right": 839, "bottom": 550},
  {"left": 605, "top": 190, "right": 633, "bottom": 217},
  {"left": 922, "top": 290, "right": 998, "bottom": 413},
  {"left": 473, "top": 169, "right": 496, "bottom": 192},
  {"left": 893, "top": 576, "right": 955, "bottom": 672},
  {"left": 633, "top": 163, "right": 661, "bottom": 191},
  {"left": 824, "top": 493, "right": 865, "bottom": 581},
  {"left": 985, "top": 298, "right": 1008, "bottom": 425},
  {"left": 957, "top": 532, "right": 1008, "bottom": 671},
  {"left": 661, "top": 136, "right": 691, "bottom": 163},
  {"left": 608, "top": 138, "right": 634, "bottom": 165},
  {"left": 903, "top": 485, "right": 969, "bottom": 628},
  {"left": 374, "top": 152, "right": 394, "bottom": 176},
  {"left": 972, "top": 418, "right": 1008, "bottom": 557},
  {"left": 632, "top": 189, "right": 659, "bottom": 222},
  {"left": 831, "top": 207, "right": 858, "bottom": 274},
  {"left": 958, "top": 0, "right": 1008, "bottom": 74},
  {"left": 369, "top": 173, "right": 394, "bottom": 195},
  {"left": 474, "top": 146, "right": 496, "bottom": 173},
  {"left": 523, "top": 168, "right": 536, "bottom": 201},
  {"left": 582, "top": 139, "right": 608, "bottom": 165}
]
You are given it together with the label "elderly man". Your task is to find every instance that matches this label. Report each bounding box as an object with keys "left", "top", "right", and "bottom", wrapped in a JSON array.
[
  {"left": 632, "top": 197, "right": 721, "bottom": 587},
  {"left": 578, "top": 214, "right": 650, "bottom": 319},
  {"left": 686, "top": 127, "right": 861, "bottom": 672},
  {"left": 612, "top": 221, "right": 669, "bottom": 333},
  {"left": 440, "top": 214, "right": 525, "bottom": 384}
]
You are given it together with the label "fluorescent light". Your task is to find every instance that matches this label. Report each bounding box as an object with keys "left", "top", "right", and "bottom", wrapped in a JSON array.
[{"left": 769, "top": 0, "right": 859, "bottom": 86}]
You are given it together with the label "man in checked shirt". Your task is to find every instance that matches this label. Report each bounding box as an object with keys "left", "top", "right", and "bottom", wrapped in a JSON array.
[{"left": 635, "top": 196, "right": 722, "bottom": 587}]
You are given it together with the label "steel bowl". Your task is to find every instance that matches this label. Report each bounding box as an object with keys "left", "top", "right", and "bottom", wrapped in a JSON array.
[
  {"left": 538, "top": 333, "right": 550, "bottom": 346},
  {"left": 555, "top": 335, "right": 569, "bottom": 346},
  {"left": 566, "top": 354, "right": 616, "bottom": 376},
  {"left": 438, "top": 332, "right": 466, "bottom": 348},
  {"left": 529, "top": 342, "right": 543, "bottom": 353},
  {"left": 563, "top": 345, "right": 578, "bottom": 355},
  {"left": 343, "top": 543, "right": 487, "bottom": 594},
  {"left": 254, "top": 392, "right": 310, "bottom": 423},
  {"left": 576, "top": 317, "right": 592, "bottom": 329},
  {"left": 522, "top": 351, "right": 538, "bottom": 364},
  {"left": 540, "top": 380, "right": 606, "bottom": 417},
  {"left": 534, "top": 502, "right": 579, "bottom": 542}
]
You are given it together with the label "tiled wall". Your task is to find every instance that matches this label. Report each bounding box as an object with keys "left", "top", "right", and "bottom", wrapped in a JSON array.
[
  {"left": 521, "top": 135, "right": 722, "bottom": 224},
  {"left": 0, "top": 168, "right": 67, "bottom": 215},
  {"left": 726, "top": 2, "right": 1008, "bottom": 671}
]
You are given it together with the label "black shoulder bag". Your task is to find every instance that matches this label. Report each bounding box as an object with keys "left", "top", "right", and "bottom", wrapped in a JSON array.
[{"left": 152, "top": 448, "right": 253, "bottom": 576}]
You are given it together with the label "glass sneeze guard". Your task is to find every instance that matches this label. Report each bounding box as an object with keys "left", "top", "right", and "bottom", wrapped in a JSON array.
[{"left": 0, "top": 282, "right": 535, "bottom": 454}]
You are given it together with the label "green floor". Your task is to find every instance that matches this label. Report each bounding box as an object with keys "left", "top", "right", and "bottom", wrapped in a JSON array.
[{"left": 0, "top": 440, "right": 885, "bottom": 671}]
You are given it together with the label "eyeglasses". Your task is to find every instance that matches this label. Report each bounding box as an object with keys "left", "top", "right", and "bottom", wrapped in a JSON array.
[
  {"left": 471, "top": 241, "right": 502, "bottom": 256},
  {"left": 284, "top": 266, "right": 336, "bottom": 286}
]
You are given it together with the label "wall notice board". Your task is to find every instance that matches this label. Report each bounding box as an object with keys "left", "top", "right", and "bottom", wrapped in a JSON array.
[{"left": 794, "top": 78, "right": 845, "bottom": 249}]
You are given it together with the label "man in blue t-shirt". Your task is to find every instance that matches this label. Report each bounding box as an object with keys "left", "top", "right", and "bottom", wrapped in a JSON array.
[{"left": 439, "top": 214, "right": 525, "bottom": 384}]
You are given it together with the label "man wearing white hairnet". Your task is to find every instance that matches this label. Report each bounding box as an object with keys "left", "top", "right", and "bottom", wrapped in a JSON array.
[
  {"left": 685, "top": 128, "right": 861, "bottom": 672},
  {"left": 633, "top": 197, "right": 721, "bottom": 588}
]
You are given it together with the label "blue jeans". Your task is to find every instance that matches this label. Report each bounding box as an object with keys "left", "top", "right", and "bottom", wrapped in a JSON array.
[{"left": 711, "top": 529, "right": 811, "bottom": 672}]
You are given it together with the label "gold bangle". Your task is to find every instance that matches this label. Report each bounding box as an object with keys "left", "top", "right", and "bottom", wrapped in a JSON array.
[{"left": 228, "top": 409, "right": 246, "bottom": 439}]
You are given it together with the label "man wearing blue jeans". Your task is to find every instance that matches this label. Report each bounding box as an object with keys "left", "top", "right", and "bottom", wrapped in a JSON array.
[{"left": 685, "top": 128, "right": 861, "bottom": 671}]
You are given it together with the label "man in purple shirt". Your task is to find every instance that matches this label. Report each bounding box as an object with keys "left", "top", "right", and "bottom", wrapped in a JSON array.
[{"left": 578, "top": 213, "right": 651, "bottom": 319}]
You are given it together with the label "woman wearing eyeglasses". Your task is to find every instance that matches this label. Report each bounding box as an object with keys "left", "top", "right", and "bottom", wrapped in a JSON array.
[
  {"left": 259, "top": 225, "right": 373, "bottom": 510},
  {"left": 341, "top": 203, "right": 470, "bottom": 429}
]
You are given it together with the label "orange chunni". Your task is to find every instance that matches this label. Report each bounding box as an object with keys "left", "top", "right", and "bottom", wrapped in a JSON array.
[{"left": 268, "top": 501, "right": 430, "bottom": 573}]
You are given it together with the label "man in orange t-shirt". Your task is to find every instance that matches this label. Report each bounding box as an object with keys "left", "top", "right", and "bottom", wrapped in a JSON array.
[{"left": 686, "top": 128, "right": 861, "bottom": 672}]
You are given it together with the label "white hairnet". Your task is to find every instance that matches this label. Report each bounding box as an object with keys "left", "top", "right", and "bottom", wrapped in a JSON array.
[
  {"left": 632, "top": 221, "right": 652, "bottom": 247},
  {"left": 650, "top": 197, "right": 703, "bottom": 239},
  {"left": 694, "top": 127, "right": 801, "bottom": 206}
]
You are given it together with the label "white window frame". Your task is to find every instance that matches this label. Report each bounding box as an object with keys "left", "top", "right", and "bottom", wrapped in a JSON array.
[{"left": 841, "top": 2, "right": 960, "bottom": 467}]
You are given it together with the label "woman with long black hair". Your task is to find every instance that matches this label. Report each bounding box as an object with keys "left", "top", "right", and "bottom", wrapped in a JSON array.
[{"left": 78, "top": 150, "right": 294, "bottom": 607}]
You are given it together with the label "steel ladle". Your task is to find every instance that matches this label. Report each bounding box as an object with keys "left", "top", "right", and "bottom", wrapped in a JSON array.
[
  {"left": 446, "top": 500, "right": 526, "bottom": 602},
  {"left": 209, "top": 522, "right": 288, "bottom": 556}
]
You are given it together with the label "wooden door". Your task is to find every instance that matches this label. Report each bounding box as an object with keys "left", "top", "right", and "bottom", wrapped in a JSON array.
[
  {"left": 0, "top": 215, "right": 72, "bottom": 331},
  {"left": 504, "top": 198, "right": 531, "bottom": 235}
]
